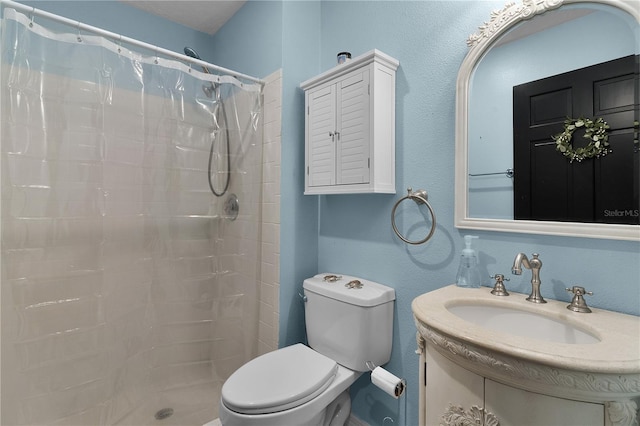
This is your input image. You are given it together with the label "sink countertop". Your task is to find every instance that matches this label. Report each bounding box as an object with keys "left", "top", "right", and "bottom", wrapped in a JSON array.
[{"left": 412, "top": 285, "right": 640, "bottom": 375}]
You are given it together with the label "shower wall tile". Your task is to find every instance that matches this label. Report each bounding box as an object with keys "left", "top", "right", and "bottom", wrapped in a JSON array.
[
  {"left": 155, "top": 300, "right": 216, "bottom": 325},
  {"left": 151, "top": 360, "right": 215, "bottom": 391},
  {"left": 152, "top": 274, "right": 217, "bottom": 303},
  {"left": 151, "top": 340, "right": 214, "bottom": 367},
  {"left": 262, "top": 136, "right": 281, "bottom": 164},
  {"left": 14, "top": 325, "right": 106, "bottom": 371},
  {"left": 3, "top": 251, "right": 102, "bottom": 288},
  {"left": 0, "top": 218, "right": 50, "bottom": 248},
  {"left": 16, "top": 296, "right": 104, "bottom": 339},
  {"left": 259, "top": 280, "right": 276, "bottom": 308},
  {"left": 22, "top": 352, "right": 109, "bottom": 395},
  {"left": 258, "top": 69, "right": 282, "bottom": 355},
  {"left": 19, "top": 377, "right": 109, "bottom": 425},
  {"left": 261, "top": 241, "right": 277, "bottom": 269},
  {"left": 153, "top": 321, "right": 214, "bottom": 347},
  {"left": 104, "top": 310, "right": 152, "bottom": 364},
  {"left": 105, "top": 137, "right": 145, "bottom": 166},
  {"left": 9, "top": 270, "right": 103, "bottom": 307}
]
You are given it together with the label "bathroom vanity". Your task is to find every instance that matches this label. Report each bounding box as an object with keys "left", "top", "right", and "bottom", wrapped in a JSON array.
[
  {"left": 300, "top": 49, "right": 398, "bottom": 195},
  {"left": 412, "top": 285, "right": 640, "bottom": 426}
]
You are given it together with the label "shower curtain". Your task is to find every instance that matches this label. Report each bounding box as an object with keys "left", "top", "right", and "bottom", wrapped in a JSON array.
[{"left": 0, "top": 7, "right": 263, "bottom": 425}]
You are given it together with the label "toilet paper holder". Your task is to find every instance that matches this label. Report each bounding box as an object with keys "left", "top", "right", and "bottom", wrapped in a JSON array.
[{"left": 366, "top": 361, "right": 406, "bottom": 398}]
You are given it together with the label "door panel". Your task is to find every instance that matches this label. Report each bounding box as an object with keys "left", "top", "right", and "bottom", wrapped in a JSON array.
[
  {"left": 337, "top": 70, "right": 370, "bottom": 185},
  {"left": 485, "top": 379, "right": 604, "bottom": 426},
  {"left": 308, "top": 85, "right": 336, "bottom": 187},
  {"left": 513, "top": 55, "right": 638, "bottom": 224}
]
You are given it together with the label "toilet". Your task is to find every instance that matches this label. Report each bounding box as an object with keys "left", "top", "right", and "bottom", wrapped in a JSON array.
[{"left": 218, "top": 273, "right": 396, "bottom": 426}]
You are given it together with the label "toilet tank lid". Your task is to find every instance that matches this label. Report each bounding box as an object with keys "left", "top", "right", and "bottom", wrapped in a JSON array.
[{"left": 303, "top": 273, "right": 395, "bottom": 307}]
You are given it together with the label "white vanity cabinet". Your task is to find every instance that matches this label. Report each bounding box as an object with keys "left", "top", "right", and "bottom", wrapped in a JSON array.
[
  {"left": 300, "top": 49, "right": 398, "bottom": 194},
  {"left": 413, "top": 286, "right": 639, "bottom": 426},
  {"left": 424, "top": 344, "right": 605, "bottom": 426}
]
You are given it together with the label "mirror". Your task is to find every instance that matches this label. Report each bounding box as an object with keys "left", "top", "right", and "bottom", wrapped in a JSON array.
[{"left": 455, "top": 0, "right": 640, "bottom": 241}]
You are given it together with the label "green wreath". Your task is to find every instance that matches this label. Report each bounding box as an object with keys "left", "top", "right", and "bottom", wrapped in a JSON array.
[{"left": 552, "top": 117, "right": 611, "bottom": 162}]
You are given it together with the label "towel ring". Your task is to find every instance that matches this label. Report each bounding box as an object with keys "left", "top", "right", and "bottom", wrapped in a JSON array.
[{"left": 391, "top": 187, "right": 436, "bottom": 245}]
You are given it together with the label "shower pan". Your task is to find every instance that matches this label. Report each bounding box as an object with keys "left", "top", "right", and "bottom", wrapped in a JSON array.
[{"left": 0, "top": 4, "right": 264, "bottom": 425}]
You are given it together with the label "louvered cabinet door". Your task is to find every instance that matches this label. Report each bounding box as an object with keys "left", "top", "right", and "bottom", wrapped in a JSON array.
[
  {"left": 301, "top": 50, "right": 398, "bottom": 194},
  {"left": 336, "top": 70, "right": 370, "bottom": 185},
  {"left": 306, "top": 85, "right": 337, "bottom": 188}
]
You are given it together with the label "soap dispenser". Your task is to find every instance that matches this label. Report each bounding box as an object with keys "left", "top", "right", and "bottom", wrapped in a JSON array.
[{"left": 455, "top": 235, "right": 482, "bottom": 288}]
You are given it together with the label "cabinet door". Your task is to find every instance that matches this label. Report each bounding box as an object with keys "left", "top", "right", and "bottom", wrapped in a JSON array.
[
  {"left": 336, "top": 69, "right": 370, "bottom": 185},
  {"left": 485, "top": 379, "right": 604, "bottom": 426},
  {"left": 425, "top": 346, "right": 484, "bottom": 426},
  {"left": 307, "top": 85, "right": 336, "bottom": 187}
]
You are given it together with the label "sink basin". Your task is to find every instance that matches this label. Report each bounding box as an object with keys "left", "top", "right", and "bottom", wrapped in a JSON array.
[
  {"left": 412, "top": 285, "right": 640, "bottom": 375},
  {"left": 447, "top": 304, "right": 600, "bottom": 344},
  {"left": 412, "top": 285, "right": 640, "bottom": 405}
]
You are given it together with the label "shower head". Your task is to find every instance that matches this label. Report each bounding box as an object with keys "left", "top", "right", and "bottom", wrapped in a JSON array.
[
  {"left": 183, "top": 46, "right": 200, "bottom": 60},
  {"left": 184, "top": 46, "right": 215, "bottom": 98},
  {"left": 184, "top": 46, "right": 210, "bottom": 74}
]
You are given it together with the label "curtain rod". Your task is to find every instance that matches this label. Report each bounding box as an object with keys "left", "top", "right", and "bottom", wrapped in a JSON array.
[{"left": 0, "top": 0, "right": 265, "bottom": 85}]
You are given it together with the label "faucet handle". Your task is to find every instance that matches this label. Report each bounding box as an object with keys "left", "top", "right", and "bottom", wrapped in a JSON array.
[
  {"left": 490, "top": 274, "right": 510, "bottom": 296},
  {"left": 565, "top": 286, "right": 593, "bottom": 313},
  {"left": 565, "top": 286, "right": 593, "bottom": 296}
]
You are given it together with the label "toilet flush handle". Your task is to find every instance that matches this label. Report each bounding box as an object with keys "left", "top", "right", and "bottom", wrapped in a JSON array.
[{"left": 298, "top": 292, "right": 308, "bottom": 303}]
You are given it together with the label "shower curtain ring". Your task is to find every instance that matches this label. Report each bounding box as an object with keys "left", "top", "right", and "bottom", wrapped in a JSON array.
[
  {"left": 29, "top": 8, "right": 35, "bottom": 27},
  {"left": 76, "top": 22, "right": 82, "bottom": 42}
]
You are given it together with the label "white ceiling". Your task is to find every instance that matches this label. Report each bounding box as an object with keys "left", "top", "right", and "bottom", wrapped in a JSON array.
[{"left": 120, "top": 1, "right": 246, "bottom": 35}]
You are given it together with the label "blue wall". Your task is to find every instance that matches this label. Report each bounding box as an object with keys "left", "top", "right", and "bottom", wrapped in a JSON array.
[
  {"left": 208, "top": 0, "right": 283, "bottom": 78},
  {"left": 19, "top": 0, "right": 217, "bottom": 62},
  {"left": 312, "top": 3, "right": 639, "bottom": 425},
  {"left": 9, "top": 2, "right": 639, "bottom": 426}
]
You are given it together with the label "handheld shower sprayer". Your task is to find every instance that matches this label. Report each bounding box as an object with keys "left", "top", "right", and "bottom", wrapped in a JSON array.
[
  {"left": 184, "top": 47, "right": 215, "bottom": 98},
  {"left": 184, "top": 47, "right": 208, "bottom": 73},
  {"left": 183, "top": 46, "right": 231, "bottom": 197}
]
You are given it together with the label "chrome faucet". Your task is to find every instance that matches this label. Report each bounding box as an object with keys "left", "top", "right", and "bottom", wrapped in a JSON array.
[{"left": 511, "top": 253, "right": 546, "bottom": 303}]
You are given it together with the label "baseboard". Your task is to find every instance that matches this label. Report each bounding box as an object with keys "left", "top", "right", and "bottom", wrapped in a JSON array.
[
  {"left": 211, "top": 414, "right": 366, "bottom": 426},
  {"left": 348, "top": 414, "right": 369, "bottom": 426},
  {"left": 214, "top": 414, "right": 369, "bottom": 426}
]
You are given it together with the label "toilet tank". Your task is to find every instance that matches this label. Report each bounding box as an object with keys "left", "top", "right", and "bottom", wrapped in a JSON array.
[{"left": 303, "top": 273, "right": 395, "bottom": 372}]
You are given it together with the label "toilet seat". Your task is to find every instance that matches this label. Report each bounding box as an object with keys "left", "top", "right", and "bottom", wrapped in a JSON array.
[{"left": 221, "top": 343, "right": 338, "bottom": 415}]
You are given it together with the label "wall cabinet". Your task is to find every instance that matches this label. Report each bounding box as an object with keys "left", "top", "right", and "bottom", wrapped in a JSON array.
[
  {"left": 425, "top": 344, "right": 605, "bottom": 426},
  {"left": 300, "top": 50, "right": 399, "bottom": 194}
]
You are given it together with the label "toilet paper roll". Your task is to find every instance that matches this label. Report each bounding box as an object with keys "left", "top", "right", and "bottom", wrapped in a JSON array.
[{"left": 371, "top": 366, "right": 405, "bottom": 398}]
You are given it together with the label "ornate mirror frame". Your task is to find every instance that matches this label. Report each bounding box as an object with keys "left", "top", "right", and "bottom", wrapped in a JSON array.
[{"left": 454, "top": 0, "right": 640, "bottom": 241}]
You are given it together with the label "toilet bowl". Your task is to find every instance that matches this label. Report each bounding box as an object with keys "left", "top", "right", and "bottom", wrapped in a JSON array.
[
  {"left": 217, "top": 274, "right": 395, "bottom": 426},
  {"left": 219, "top": 344, "right": 360, "bottom": 426}
]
